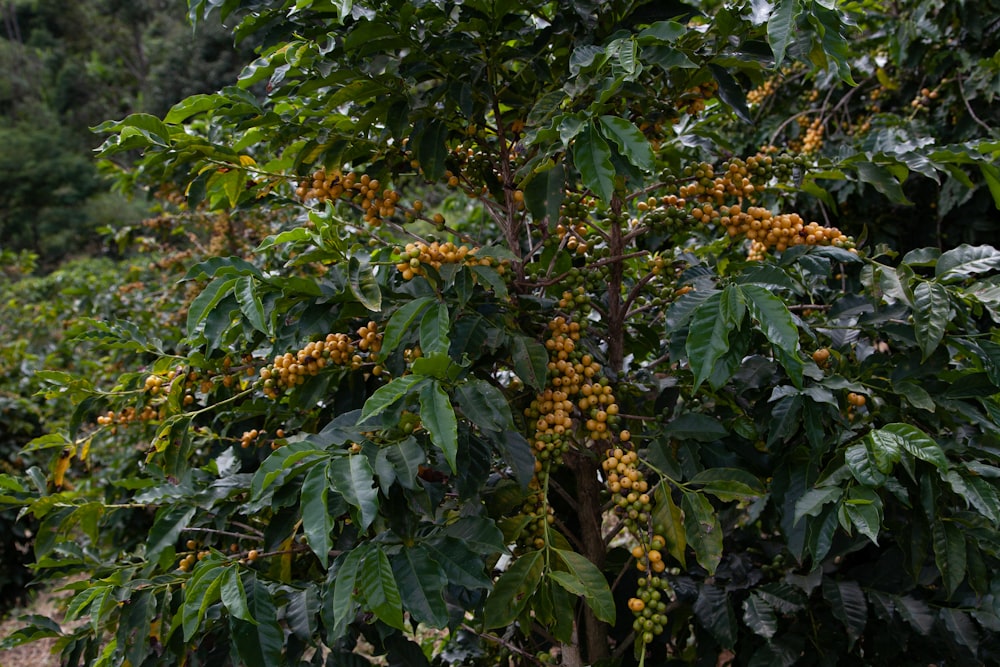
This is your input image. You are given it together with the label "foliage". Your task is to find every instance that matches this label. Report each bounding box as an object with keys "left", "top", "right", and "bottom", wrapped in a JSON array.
[{"left": 3, "top": 1, "right": 1000, "bottom": 666}]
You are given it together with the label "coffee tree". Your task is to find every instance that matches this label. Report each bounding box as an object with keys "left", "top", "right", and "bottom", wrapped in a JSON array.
[{"left": 5, "top": 1, "right": 1000, "bottom": 665}]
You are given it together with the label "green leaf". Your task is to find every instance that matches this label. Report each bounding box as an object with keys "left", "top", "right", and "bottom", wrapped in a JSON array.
[
  {"left": 375, "top": 436, "right": 425, "bottom": 491},
  {"left": 348, "top": 255, "right": 382, "bottom": 311},
  {"left": 694, "top": 584, "right": 736, "bottom": 648},
  {"left": 234, "top": 275, "right": 269, "bottom": 335},
  {"left": 854, "top": 161, "right": 912, "bottom": 205},
  {"left": 946, "top": 469, "right": 1000, "bottom": 523},
  {"left": 454, "top": 378, "right": 513, "bottom": 433},
  {"left": 598, "top": 116, "right": 654, "bottom": 173},
  {"left": 359, "top": 374, "right": 427, "bottom": 422},
  {"left": 483, "top": 550, "right": 543, "bottom": 629},
  {"left": 932, "top": 521, "right": 966, "bottom": 595},
  {"left": 443, "top": 516, "right": 506, "bottom": 554},
  {"left": 186, "top": 276, "right": 237, "bottom": 337},
  {"left": 653, "top": 483, "right": 686, "bottom": 568},
  {"left": 743, "top": 592, "right": 778, "bottom": 639},
  {"left": 844, "top": 486, "right": 883, "bottom": 545},
  {"left": 573, "top": 121, "right": 615, "bottom": 202},
  {"left": 329, "top": 455, "right": 378, "bottom": 531},
  {"left": 183, "top": 557, "right": 226, "bottom": 640},
  {"left": 393, "top": 546, "right": 449, "bottom": 628},
  {"left": 419, "top": 302, "right": 450, "bottom": 356},
  {"left": 767, "top": 0, "right": 797, "bottom": 67},
  {"left": 936, "top": 244, "right": 1000, "bottom": 282},
  {"left": 420, "top": 381, "right": 458, "bottom": 473},
  {"left": 894, "top": 594, "right": 934, "bottom": 633},
  {"left": 794, "top": 486, "right": 842, "bottom": 523},
  {"left": 146, "top": 506, "right": 196, "bottom": 568},
  {"left": 360, "top": 546, "right": 405, "bottom": 630},
  {"left": 663, "top": 413, "right": 728, "bottom": 441},
  {"left": 301, "top": 463, "right": 333, "bottom": 567},
  {"left": 682, "top": 491, "right": 723, "bottom": 575},
  {"left": 326, "top": 547, "right": 367, "bottom": 644},
  {"left": 708, "top": 63, "right": 752, "bottom": 125},
  {"left": 741, "top": 285, "right": 804, "bottom": 388},
  {"left": 221, "top": 567, "right": 255, "bottom": 624},
  {"left": 689, "top": 468, "right": 765, "bottom": 501},
  {"left": 979, "top": 163, "right": 1000, "bottom": 210},
  {"left": 230, "top": 576, "right": 283, "bottom": 667},
  {"left": 822, "top": 578, "right": 867, "bottom": 647},
  {"left": 415, "top": 119, "right": 449, "bottom": 182},
  {"left": 164, "top": 94, "right": 223, "bottom": 123},
  {"left": 845, "top": 442, "right": 889, "bottom": 487},
  {"left": 939, "top": 607, "right": 980, "bottom": 655},
  {"left": 552, "top": 548, "right": 615, "bottom": 624},
  {"left": 912, "top": 281, "right": 950, "bottom": 359},
  {"left": 511, "top": 335, "right": 549, "bottom": 392},
  {"left": 686, "top": 292, "right": 732, "bottom": 390},
  {"left": 250, "top": 441, "right": 325, "bottom": 499},
  {"left": 871, "top": 423, "right": 948, "bottom": 472}
]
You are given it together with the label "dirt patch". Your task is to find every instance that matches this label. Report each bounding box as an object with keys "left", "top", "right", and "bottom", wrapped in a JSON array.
[{"left": 0, "top": 581, "right": 81, "bottom": 667}]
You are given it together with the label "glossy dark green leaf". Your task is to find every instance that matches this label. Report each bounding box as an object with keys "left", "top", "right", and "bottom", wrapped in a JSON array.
[
  {"left": 598, "top": 116, "right": 654, "bottom": 173},
  {"left": 186, "top": 276, "right": 237, "bottom": 337},
  {"left": 419, "top": 302, "right": 450, "bottom": 357},
  {"left": 359, "top": 374, "right": 427, "bottom": 422},
  {"left": 552, "top": 548, "right": 615, "bottom": 624},
  {"left": 329, "top": 454, "right": 378, "bottom": 530},
  {"left": 415, "top": 119, "right": 449, "bottom": 182},
  {"left": 662, "top": 413, "right": 728, "bottom": 441},
  {"left": 694, "top": 584, "right": 737, "bottom": 648},
  {"left": 285, "top": 585, "right": 319, "bottom": 641},
  {"left": 912, "top": 281, "right": 950, "bottom": 359},
  {"left": 454, "top": 378, "right": 513, "bottom": 433},
  {"left": 326, "top": 546, "right": 367, "bottom": 644},
  {"left": 793, "top": 486, "right": 842, "bottom": 523},
  {"left": 767, "top": 0, "right": 797, "bottom": 66},
  {"left": 221, "top": 566, "right": 254, "bottom": 624},
  {"left": 182, "top": 557, "right": 226, "bottom": 640},
  {"left": 301, "top": 462, "right": 333, "bottom": 567},
  {"left": 936, "top": 243, "right": 1000, "bottom": 282},
  {"left": 230, "top": 576, "right": 283, "bottom": 667},
  {"left": 424, "top": 538, "right": 492, "bottom": 590},
  {"left": 689, "top": 468, "right": 765, "bottom": 501},
  {"left": 686, "top": 292, "right": 732, "bottom": 390},
  {"left": 870, "top": 423, "right": 948, "bottom": 472},
  {"left": 708, "top": 63, "right": 752, "bottom": 125},
  {"left": 940, "top": 607, "right": 979, "bottom": 655},
  {"left": 682, "top": 491, "right": 723, "bottom": 575},
  {"left": 573, "top": 121, "right": 615, "bottom": 202},
  {"left": 844, "top": 485, "right": 884, "bottom": 545},
  {"left": 511, "top": 335, "right": 549, "bottom": 392},
  {"left": 894, "top": 594, "right": 934, "bottom": 634},
  {"left": 146, "top": 505, "right": 196, "bottom": 568},
  {"left": 742, "top": 285, "right": 804, "bottom": 388},
  {"left": 250, "top": 441, "right": 325, "bottom": 499},
  {"left": 375, "top": 436, "right": 425, "bottom": 491},
  {"left": 822, "top": 578, "right": 867, "bottom": 647},
  {"left": 359, "top": 546, "right": 405, "bottom": 630},
  {"left": 932, "top": 521, "right": 967, "bottom": 595},
  {"left": 483, "top": 550, "right": 543, "bottom": 629},
  {"left": 380, "top": 296, "right": 435, "bottom": 360},
  {"left": 946, "top": 469, "right": 1000, "bottom": 523},
  {"left": 743, "top": 592, "right": 777, "bottom": 639},
  {"left": 348, "top": 255, "right": 382, "bottom": 312},
  {"left": 653, "top": 483, "right": 686, "bottom": 568},
  {"left": 854, "top": 161, "right": 912, "bottom": 205},
  {"left": 393, "top": 546, "right": 449, "bottom": 628},
  {"left": 420, "top": 381, "right": 458, "bottom": 472},
  {"left": 845, "top": 442, "right": 889, "bottom": 487}
]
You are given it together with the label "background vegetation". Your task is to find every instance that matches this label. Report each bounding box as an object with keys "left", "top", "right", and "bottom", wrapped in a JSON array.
[{"left": 1, "top": 1, "right": 1000, "bottom": 666}]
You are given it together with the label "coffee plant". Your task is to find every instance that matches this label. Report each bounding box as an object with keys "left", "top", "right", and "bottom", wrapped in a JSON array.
[{"left": 3, "top": 1, "right": 1000, "bottom": 666}]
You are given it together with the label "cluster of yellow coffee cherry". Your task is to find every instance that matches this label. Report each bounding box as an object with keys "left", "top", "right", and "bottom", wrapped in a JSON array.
[
  {"left": 746, "top": 76, "right": 778, "bottom": 105},
  {"left": 239, "top": 427, "right": 287, "bottom": 450},
  {"left": 676, "top": 80, "right": 718, "bottom": 115},
  {"left": 846, "top": 391, "right": 867, "bottom": 421},
  {"left": 720, "top": 207, "right": 852, "bottom": 253},
  {"left": 96, "top": 405, "right": 160, "bottom": 431},
  {"left": 259, "top": 331, "right": 362, "bottom": 400},
  {"left": 393, "top": 241, "right": 480, "bottom": 280},
  {"left": 798, "top": 117, "right": 825, "bottom": 154},
  {"left": 295, "top": 169, "right": 402, "bottom": 226}
]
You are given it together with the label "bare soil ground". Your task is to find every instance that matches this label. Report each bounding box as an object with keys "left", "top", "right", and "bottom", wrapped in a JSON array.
[{"left": 0, "top": 583, "right": 77, "bottom": 667}]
